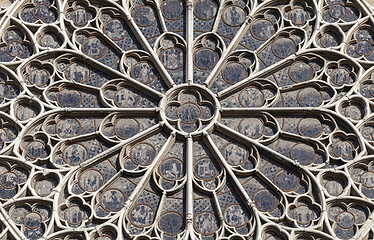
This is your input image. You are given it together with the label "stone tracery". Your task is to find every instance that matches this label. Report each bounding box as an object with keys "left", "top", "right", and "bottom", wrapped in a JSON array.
[{"left": 0, "top": 0, "right": 374, "bottom": 239}]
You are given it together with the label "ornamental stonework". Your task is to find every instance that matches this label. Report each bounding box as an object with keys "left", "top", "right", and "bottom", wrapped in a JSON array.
[{"left": 0, "top": 0, "right": 374, "bottom": 239}]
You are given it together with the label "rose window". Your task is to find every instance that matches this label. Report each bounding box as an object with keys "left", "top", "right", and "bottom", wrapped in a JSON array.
[{"left": 2, "top": 0, "right": 374, "bottom": 239}]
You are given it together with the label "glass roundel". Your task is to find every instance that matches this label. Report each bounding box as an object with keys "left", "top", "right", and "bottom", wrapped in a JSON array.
[{"left": 1, "top": 0, "right": 374, "bottom": 239}]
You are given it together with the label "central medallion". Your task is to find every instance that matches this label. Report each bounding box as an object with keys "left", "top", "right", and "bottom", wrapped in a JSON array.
[{"left": 160, "top": 84, "right": 219, "bottom": 135}]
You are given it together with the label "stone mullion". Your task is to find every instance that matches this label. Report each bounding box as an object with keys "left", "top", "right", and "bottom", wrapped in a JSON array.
[
  {"left": 186, "top": 0, "right": 194, "bottom": 84},
  {"left": 79, "top": 123, "right": 163, "bottom": 168},
  {"left": 125, "top": 132, "right": 175, "bottom": 207},
  {"left": 204, "top": 17, "right": 253, "bottom": 87},
  {"left": 47, "top": 49, "right": 164, "bottom": 99},
  {"left": 184, "top": 136, "right": 195, "bottom": 239},
  {"left": 203, "top": 132, "right": 262, "bottom": 239},
  {"left": 204, "top": 133, "right": 253, "bottom": 206},
  {"left": 0, "top": 0, "right": 23, "bottom": 35},
  {"left": 121, "top": 5, "right": 176, "bottom": 88},
  {"left": 118, "top": 132, "right": 176, "bottom": 237},
  {"left": 214, "top": 122, "right": 327, "bottom": 224},
  {"left": 362, "top": 223, "right": 374, "bottom": 240},
  {"left": 211, "top": 191, "right": 225, "bottom": 237},
  {"left": 216, "top": 56, "right": 296, "bottom": 99},
  {"left": 153, "top": 0, "right": 168, "bottom": 32},
  {"left": 0, "top": 203, "right": 24, "bottom": 240}
]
